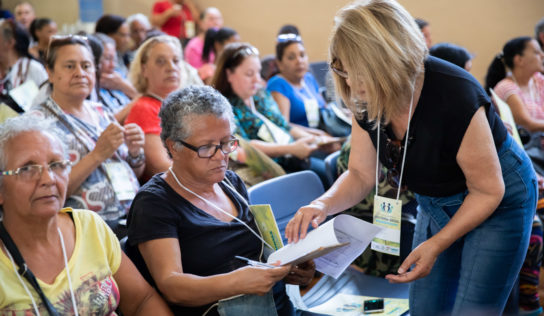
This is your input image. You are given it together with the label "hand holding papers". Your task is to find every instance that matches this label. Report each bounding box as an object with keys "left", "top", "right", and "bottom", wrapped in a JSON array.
[{"left": 268, "top": 214, "right": 382, "bottom": 278}]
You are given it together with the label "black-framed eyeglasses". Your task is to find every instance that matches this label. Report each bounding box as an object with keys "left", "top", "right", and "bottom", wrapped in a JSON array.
[
  {"left": 177, "top": 138, "right": 239, "bottom": 158},
  {"left": 277, "top": 33, "right": 302, "bottom": 43},
  {"left": 384, "top": 138, "right": 411, "bottom": 191},
  {"left": 1, "top": 160, "right": 72, "bottom": 182}
]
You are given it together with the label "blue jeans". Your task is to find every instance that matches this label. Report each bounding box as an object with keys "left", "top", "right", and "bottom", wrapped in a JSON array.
[{"left": 409, "top": 135, "right": 537, "bottom": 316}]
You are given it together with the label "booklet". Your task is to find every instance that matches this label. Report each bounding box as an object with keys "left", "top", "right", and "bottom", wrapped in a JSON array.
[
  {"left": 267, "top": 214, "right": 382, "bottom": 278},
  {"left": 249, "top": 204, "right": 284, "bottom": 251}
]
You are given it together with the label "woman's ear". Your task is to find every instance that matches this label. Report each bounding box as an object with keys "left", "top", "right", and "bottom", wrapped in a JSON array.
[
  {"left": 226, "top": 68, "right": 233, "bottom": 84},
  {"left": 166, "top": 139, "right": 180, "bottom": 159}
]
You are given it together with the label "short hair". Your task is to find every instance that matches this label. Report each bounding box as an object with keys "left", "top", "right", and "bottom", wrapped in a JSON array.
[
  {"left": 159, "top": 85, "right": 235, "bottom": 157},
  {"left": 127, "top": 13, "right": 151, "bottom": 30},
  {"left": 29, "top": 17, "right": 53, "bottom": 42},
  {"left": 95, "top": 14, "right": 126, "bottom": 35},
  {"left": 128, "top": 34, "right": 182, "bottom": 93},
  {"left": 535, "top": 17, "right": 544, "bottom": 47},
  {"left": 277, "top": 24, "right": 300, "bottom": 36},
  {"left": 329, "top": 0, "right": 427, "bottom": 123},
  {"left": 0, "top": 114, "right": 66, "bottom": 186},
  {"left": 211, "top": 42, "right": 259, "bottom": 97},
  {"left": 45, "top": 35, "right": 93, "bottom": 70},
  {"left": 202, "top": 26, "right": 238, "bottom": 63},
  {"left": 485, "top": 36, "right": 532, "bottom": 94},
  {"left": 429, "top": 42, "right": 472, "bottom": 69},
  {"left": 0, "top": 19, "right": 31, "bottom": 58},
  {"left": 93, "top": 32, "right": 115, "bottom": 48},
  {"left": 414, "top": 18, "right": 428, "bottom": 30},
  {"left": 275, "top": 33, "right": 303, "bottom": 61}
]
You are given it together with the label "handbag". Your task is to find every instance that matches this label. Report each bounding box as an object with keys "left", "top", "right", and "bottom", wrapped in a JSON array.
[{"left": 319, "top": 103, "right": 351, "bottom": 137}]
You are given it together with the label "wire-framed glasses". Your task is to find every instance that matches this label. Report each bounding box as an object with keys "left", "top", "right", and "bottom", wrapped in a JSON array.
[{"left": 1, "top": 160, "right": 72, "bottom": 181}]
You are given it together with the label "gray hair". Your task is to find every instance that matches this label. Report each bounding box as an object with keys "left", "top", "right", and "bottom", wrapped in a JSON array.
[
  {"left": 127, "top": 13, "right": 151, "bottom": 30},
  {"left": 159, "top": 85, "right": 235, "bottom": 157},
  {"left": 0, "top": 114, "right": 66, "bottom": 186},
  {"left": 94, "top": 32, "right": 115, "bottom": 47}
]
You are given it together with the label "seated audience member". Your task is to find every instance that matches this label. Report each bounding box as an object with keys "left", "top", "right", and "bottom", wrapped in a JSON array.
[
  {"left": 198, "top": 26, "right": 239, "bottom": 83},
  {"left": 126, "top": 86, "right": 314, "bottom": 315},
  {"left": 151, "top": 0, "right": 199, "bottom": 43},
  {"left": 266, "top": 34, "right": 327, "bottom": 135},
  {"left": 184, "top": 7, "right": 223, "bottom": 68},
  {"left": 415, "top": 18, "right": 432, "bottom": 49},
  {"left": 260, "top": 25, "right": 300, "bottom": 83},
  {"left": 212, "top": 42, "right": 331, "bottom": 182},
  {"left": 536, "top": 17, "right": 544, "bottom": 49},
  {"left": 95, "top": 14, "right": 132, "bottom": 77},
  {"left": 125, "top": 35, "right": 202, "bottom": 182},
  {"left": 0, "top": 115, "right": 172, "bottom": 315},
  {"left": 28, "top": 18, "right": 57, "bottom": 64},
  {"left": 31, "top": 35, "right": 144, "bottom": 234},
  {"left": 0, "top": 19, "right": 47, "bottom": 112},
  {"left": 0, "top": 0, "right": 13, "bottom": 19},
  {"left": 486, "top": 36, "right": 544, "bottom": 133},
  {"left": 94, "top": 33, "right": 138, "bottom": 122},
  {"left": 14, "top": 1, "right": 34, "bottom": 31},
  {"left": 127, "top": 13, "right": 153, "bottom": 53},
  {"left": 430, "top": 42, "right": 473, "bottom": 71}
]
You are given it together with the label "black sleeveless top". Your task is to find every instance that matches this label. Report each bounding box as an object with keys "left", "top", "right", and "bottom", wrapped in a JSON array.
[{"left": 356, "top": 56, "right": 507, "bottom": 197}]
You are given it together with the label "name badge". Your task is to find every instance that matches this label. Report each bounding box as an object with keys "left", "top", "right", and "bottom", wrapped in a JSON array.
[
  {"left": 9, "top": 80, "right": 38, "bottom": 111},
  {"left": 104, "top": 162, "right": 137, "bottom": 201},
  {"left": 184, "top": 21, "right": 196, "bottom": 38},
  {"left": 371, "top": 195, "right": 401, "bottom": 256},
  {"left": 257, "top": 116, "right": 292, "bottom": 145},
  {"left": 303, "top": 99, "right": 320, "bottom": 128}
]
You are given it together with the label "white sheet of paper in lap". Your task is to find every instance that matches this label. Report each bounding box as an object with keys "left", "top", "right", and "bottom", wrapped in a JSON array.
[{"left": 267, "top": 214, "right": 382, "bottom": 278}]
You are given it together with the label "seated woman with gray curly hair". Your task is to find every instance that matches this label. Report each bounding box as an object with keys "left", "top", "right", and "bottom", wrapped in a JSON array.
[{"left": 126, "top": 85, "right": 315, "bottom": 316}]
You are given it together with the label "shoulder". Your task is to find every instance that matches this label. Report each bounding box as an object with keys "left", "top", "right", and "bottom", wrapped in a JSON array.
[
  {"left": 493, "top": 78, "right": 518, "bottom": 101},
  {"left": 267, "top": 75, "right": 290, "bottom": 90},
  {"left": 64, "top": 208, "right": 113, "bottom": 239},
  {"left": 304, "top": 72, "right": 319, "bottom": 89},
  {"left": 224, "top": 170, "right": 248, "bottom": 197}
]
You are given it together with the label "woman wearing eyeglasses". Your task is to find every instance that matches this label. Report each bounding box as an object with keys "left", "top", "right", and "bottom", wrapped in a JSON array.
[
  {"left": 125, "top": 35, "right": 203, "bottom": 182},
  {"left": 126, "top": 86, "right": 314, "bottom": 316},
  {"left": 267, "top": 34, "right": 326, "bottom": 135},
  {"left": 286, "top": 1, "right": 536, "bottom": 315},
  {"left": 31, "top": 35, "right": 144, "bottom": 235},
  {"left": 0, "top": 115, "right": 172, "bottom": 315}
]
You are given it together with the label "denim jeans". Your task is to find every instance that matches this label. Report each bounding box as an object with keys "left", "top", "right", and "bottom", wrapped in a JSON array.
[{"left": 409, "top": 135, "right": 537, "bottom": 316}]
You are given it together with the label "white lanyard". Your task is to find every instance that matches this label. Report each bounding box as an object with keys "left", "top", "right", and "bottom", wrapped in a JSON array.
[
  {"left": 375, "top": 88, "right": 415, "bottom": 200},
  {"left": 168, "top": 167, "right": 274, "bottom": 250},
  {"left": 3, "top": 227, "right": 79, "bottom": 316}
]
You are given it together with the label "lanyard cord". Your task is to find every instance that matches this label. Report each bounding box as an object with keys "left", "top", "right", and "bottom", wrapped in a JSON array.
[
  {"left": 168, "top": 167, "right": 274, "bottom": 250},
  {"left": 376, "top": 88, "right": 415, "bottom": 201},
  {"left": 3, "top": 243, "right": 40, "bottom": 315}
]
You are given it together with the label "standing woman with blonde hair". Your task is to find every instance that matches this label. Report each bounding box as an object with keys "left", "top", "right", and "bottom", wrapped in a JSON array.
[{"left": 286, "top": 0, "right": 536, "bottom": 315}]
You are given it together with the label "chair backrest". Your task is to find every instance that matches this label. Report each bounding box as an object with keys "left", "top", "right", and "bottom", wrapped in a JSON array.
[
  {"left": 309, "top": 61, "right": 329, "bottom": 89},
  {"left": 324, "top": 150, "right": 341, "bottom": 187},
  {"left": 248, "top": 170, "right": 325, "bottom": 244}
]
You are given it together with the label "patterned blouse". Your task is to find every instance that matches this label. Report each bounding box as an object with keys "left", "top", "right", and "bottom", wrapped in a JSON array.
[
  {"left": 494, "top": 72, "right": 544, "bottom": 120},
  {"left": 30, "top": 97, "right": 140, "bottom": 221}
]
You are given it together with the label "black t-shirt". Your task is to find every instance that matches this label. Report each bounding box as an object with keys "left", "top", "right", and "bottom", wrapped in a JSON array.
[
  {"left": 356, "top": 56, "right": 507, "bottom": 197},
  {"left": 126, "top": 170, "right": 262, "bottom": 316}
]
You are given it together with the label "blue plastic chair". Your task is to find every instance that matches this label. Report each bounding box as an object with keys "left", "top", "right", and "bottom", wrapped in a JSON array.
[
  {"left": 247, "top": 170, "right": 325, "bottom": 245},
  {"left": 324, "top": 150, "right": 341, "bottom": 188}
]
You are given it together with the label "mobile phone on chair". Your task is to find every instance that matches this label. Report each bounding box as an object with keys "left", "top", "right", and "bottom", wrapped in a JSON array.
[{"left": 363, "top": 298, "right": 384, "bottom": 314}]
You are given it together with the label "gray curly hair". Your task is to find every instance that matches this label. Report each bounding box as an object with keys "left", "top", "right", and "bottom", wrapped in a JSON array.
[{"left": 159, "top": 85, "right": 235, "bottom": 157}]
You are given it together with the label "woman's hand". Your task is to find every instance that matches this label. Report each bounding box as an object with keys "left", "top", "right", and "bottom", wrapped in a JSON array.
[
  {"left": 285, "top": 202, "right": 328, "bottom": 243},
  {"left": 93, "top": 122, "right": 125, "bottom": 161},
  {"left": 100, "top": 72, "right": 125, "bottom": 91},
  {"left": 234, "top": 265, "right": 291, "bottom": 296},
  {"left": 289, "top": 136, "right": 318, "bottom": 159},
  {"left": 124, "top": 123, "right": 145, "bottom": 156},
  {"left": 284, "top": 260, "right": 316, "bottom": 286},
  {"left": 385, "top": 240, "right": 441, "bottom": 283}
]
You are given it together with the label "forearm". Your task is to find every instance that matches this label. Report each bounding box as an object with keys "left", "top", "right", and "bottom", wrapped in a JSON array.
[
  {"left": 316, "top": 168, "right": 374, "bottom": 216},
  {"left": 160, "top": 272, "right": 240, "bottom": 306},
  {"left": 151, "top": 11, "right": 171, "bottom": 27},
  {"left": 118, "top": 80, "right": 138, "bottom": 99},
  {"left": 124, "top": 287, "right": 172, "bottom": 316},
  {"left": 520, "top": 119, "right": 544, "bottom": 133},
  {"left": 249, "top": 140, "right": 297, "bottom": 157},
  {"left": 67, "top": 152, "right": 103, "bottom": 195},
  {"left": 290, "top": 126, "right": 313, "bottom": 139}
]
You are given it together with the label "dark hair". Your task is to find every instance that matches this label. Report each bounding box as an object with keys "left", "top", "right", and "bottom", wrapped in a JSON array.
[
  {"left": 95, "top": 14, "right": 126, "bottom": 35},
  {"left": 0, "top": 19, "right": 31, "bottom": 58},
  {"left": 45, "top": 35, "right": 93, "bottom": 70},
  {"left": 536, "top": 17, "right": 544, "bottom": 48},
  {"left": 202, "top": 27, "right": 237, "bottom": 63},
  {"left": 211, "top": 42, "right": 259, "bottom": 97},
  {"left": 429, "top": 43, "right": 472, "bottom": 69},
  {"left": 275, "top": 34, "right": 303, "bottom": 61},
  {"left": 277, "top": 24, "right": 299, "bottom": 36},
  {"left": 414, "top": 18, "right": 428, "bottom": 30},
  {"left": 485, "top": 36, "right": 532, "bottom": 94},
  {"left": 29, "top": 17, "right": 53, "bottom": 42}
]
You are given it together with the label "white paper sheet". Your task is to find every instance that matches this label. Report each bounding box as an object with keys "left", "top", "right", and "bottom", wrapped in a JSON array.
[{"left": 267, "top": 214, "right": 382, "bottom": 278}]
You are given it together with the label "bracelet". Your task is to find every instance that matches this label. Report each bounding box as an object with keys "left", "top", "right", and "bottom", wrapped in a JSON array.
[{"left": 126, "top": 148, "right": 145, "bottom": 168}]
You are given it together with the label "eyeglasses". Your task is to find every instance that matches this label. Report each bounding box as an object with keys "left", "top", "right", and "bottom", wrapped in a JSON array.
[
  {"left": 233, "top": 46, "right": 259, "bottom": 59},
  {"left": 384, "top": 138, "right": 410, "bottom": 191},
  {"left": 177, "top": 138, "right": 239, "bottom": 158},
  {"left": 330, "top": 59, "right": 348, "bottom": 79},
  {"left": 277, "top": 33, "right": 302, "bottom": 43},
  {"left": 1, "top": 160, "right": 72, "bottom": 181}
]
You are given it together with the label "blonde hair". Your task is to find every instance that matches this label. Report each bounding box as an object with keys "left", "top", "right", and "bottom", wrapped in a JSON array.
[
  {"left": 128, "top": 35, "right": 182, "bottom": 93},
  {"left": 329, "top": 0, "right": 427, "bottom": 123}
]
